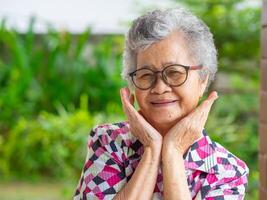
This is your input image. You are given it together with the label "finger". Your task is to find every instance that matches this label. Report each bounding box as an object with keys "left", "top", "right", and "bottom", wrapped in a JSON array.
[
  {"left": 193, "top": 91, "right": 218, "bottom": 127},
  {"left": 120, "top": 88, "right": 131, "bottom": 107},
  {"left": 195, "top": 91, "right": 218, "bottom": 113},
  {"left": 120, "top": 89, "right": 161, "bottom": 144},
  {"left": 120, "top": 87, "right": 129, "bottom": 102},
  {"left": 206, "top": 91, "right": 218, "bottom": 103},
  {"left": 202, "top": 91, "right": 218, "bottom": 114},
  {"left": 129, "top": 93, "right": 135, "bottom": 106},
  {"left": 120, "top": 88, "right": 139, "bottom": 118},
  {"left": 120, "top": 88, "right": 132, "bottom": 114},
  {"left": 121, "top": 88, "right": 135, "bottom": 106},
  {"left": 120, "top": 88, "right": 154, "bottom": 131},
  {"left": 185, "top": 91, "right": 218, "bottom": 125}
]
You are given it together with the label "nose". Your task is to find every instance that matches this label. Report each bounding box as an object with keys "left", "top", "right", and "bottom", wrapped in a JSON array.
[{"left": 150, "top": 73, "right": 172, "bottom": 94}]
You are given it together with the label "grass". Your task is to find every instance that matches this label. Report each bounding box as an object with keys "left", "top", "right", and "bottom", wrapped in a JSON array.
[{"left": 0, "top": 179, "right": 77, "bottom": 200}]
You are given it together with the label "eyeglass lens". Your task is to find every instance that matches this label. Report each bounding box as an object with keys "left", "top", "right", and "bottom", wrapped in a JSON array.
[{"left": 132, "top": 65, "right": 187, "bottom": 89}]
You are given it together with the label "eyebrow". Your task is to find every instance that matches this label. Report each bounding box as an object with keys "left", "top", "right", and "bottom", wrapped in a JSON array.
[
  {"left": 139, "top": 61, "right": 178, "bottom": 69},
  {"left": 162, "top": 61, "right": 177, "bottom": 66}
]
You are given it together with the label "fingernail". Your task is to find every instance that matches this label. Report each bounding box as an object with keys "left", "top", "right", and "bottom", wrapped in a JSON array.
[
  {"left": 213, "top": 91, "right": 218, "bottom": 100},
  {"left": 120, "top": 88, "right": 127, "bottom": 97}
]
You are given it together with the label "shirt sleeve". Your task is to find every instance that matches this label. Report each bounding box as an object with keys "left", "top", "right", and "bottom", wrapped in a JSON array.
[
  {"left": 201, "top": 164, "right": 249, "bottom": 200},
  {"left": 74, "top": 126, "right": 127, "bottom": 200}
]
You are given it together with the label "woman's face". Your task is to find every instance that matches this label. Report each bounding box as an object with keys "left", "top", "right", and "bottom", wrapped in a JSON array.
[{"left": 134, "top": 32, "right": 208, "bottom": 134}]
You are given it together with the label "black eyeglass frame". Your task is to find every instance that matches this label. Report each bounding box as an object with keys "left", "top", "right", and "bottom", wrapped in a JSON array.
[{"left": 128, "top": 64, "right": 203, "bottom": 90}]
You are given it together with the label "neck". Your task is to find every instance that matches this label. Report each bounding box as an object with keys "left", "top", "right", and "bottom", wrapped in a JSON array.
[{"left": 153, "top": 122, "right": 173, "bottom": 136}]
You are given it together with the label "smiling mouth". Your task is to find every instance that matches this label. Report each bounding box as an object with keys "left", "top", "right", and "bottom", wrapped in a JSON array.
[{"left": 150, "top": 100, "right": 179, "bottom": 106}]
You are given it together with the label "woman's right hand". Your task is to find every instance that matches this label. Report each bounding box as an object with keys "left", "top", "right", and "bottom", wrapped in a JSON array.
[{"left": 120, "top": 87, "right": 162, "bottom": 150}]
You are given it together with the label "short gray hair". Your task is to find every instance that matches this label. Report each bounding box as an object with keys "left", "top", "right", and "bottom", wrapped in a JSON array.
[{"left": 121, "top": 7, "right": 217, "bottom": 91}]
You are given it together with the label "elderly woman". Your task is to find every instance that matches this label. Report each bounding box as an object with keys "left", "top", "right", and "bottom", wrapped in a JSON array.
[{"left": 74, "top": 7, "right": 249, "bottom": 200}]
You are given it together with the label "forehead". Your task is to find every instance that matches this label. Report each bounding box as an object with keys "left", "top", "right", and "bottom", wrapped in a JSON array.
[{"left": 136, "top": 32, "right": 194, "bottom": 69}]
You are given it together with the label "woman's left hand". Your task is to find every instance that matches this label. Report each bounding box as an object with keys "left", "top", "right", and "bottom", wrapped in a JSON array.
[{"left": 163, "top": 91, "right": 218, "bottom": 155}]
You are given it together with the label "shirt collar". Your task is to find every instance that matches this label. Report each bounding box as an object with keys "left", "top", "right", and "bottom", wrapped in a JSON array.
[{"left": 183, "top": 129, "right": 219, "bottom": 174}]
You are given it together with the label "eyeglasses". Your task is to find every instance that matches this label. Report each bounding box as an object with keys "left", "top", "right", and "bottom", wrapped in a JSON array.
[{"left": 128, "top": 64, "right": 203, "bottom": 90}]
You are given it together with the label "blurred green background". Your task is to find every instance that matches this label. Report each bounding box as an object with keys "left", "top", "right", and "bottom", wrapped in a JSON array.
[{"left": 0, "top": 0, "right": 261, "bottom": 199}]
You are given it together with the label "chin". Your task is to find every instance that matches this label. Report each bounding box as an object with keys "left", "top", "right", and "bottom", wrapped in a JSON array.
[{"left": 149, "top": 114, "right": 181, "bottom": 130}]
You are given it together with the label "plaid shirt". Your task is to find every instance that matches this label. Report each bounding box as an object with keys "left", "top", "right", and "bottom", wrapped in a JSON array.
[{"left": 74, "top": 121, "right": 249, "bottom": 200}]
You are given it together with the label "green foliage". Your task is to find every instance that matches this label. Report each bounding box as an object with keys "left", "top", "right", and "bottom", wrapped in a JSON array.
[
  {"left": 0, "top": 94, "right": 124, "bottom": 180},
  {"left": 0, "top": 96, "right": 92, "bottom": 179},
  {"left": 0, "top": 19, "right": 125, "bottom": 133},
  {"left": 0, "top": 1, "right": 261, "bottom": 199},
  {"left": 0, "top": 88, "right": 123, "bottom": 180},
  {"left": 175, "top": 0, "right": 261, "bottom": 94},
  {"left": 206, "top": 93, "right": 258, "bottom": 199}
]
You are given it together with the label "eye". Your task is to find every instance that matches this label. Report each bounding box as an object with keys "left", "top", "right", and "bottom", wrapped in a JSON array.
[
  {"left": 136, "top": 69, "right": 154, "bottom": 80},
  {"left": 140, "top": 73, "right": 153, "bottom": 79},
  {"left": 166, "top": 69, "right": 183, "bottom": 75},
  {"left": 165, "top": 69, "right": 184, "bottom": 79},
  {"left": 165, "top": 66, "right": 186, "bottom": 75}
]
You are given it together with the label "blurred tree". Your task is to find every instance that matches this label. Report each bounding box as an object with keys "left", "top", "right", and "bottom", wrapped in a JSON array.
[
  {"left": 176, "top": 0, "right": 260, "bottom": 77},
  {"left": 0, "top": 19, "right": 125, "bottom": 133}
]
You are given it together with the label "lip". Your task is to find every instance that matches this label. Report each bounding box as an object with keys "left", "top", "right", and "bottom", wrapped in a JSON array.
[{"left": 150, "top": 99, "right": 179, "bottom": 107}]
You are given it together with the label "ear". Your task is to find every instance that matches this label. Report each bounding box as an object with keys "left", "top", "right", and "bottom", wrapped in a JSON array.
[{"left": 198, "top": 74, "right": 209, "bottom": 98}]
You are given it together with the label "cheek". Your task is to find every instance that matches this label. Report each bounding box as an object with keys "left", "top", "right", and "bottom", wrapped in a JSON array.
[
  {"left": 181, "top": 97, "right": 198, "bottom": 113},
  {"left": 177, "top": 86, "right": 200, "bottom": 111},
  {"left": 135, "top": 91, "right": 148, "bottom": 109}
]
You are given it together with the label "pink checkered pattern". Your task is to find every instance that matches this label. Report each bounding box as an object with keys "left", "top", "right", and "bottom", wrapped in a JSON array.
[{"left": 74, "top": 122, "right": 249, "bottom": 200}]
